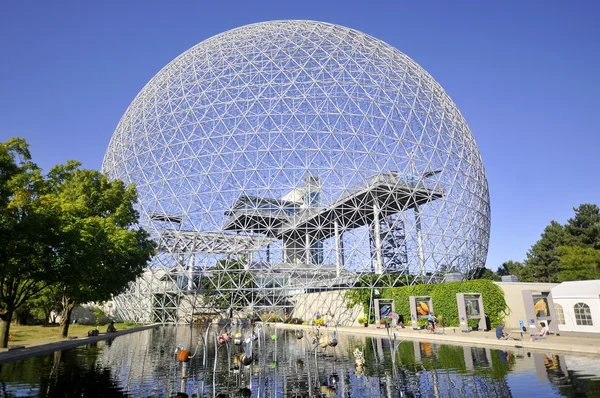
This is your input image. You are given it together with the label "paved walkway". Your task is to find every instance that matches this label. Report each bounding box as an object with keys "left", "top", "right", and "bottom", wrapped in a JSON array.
[{"left": 276, "top": 323, "right": 600, "bottom": 356}]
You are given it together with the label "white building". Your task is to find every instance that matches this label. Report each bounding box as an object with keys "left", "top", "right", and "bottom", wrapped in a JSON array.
[{"left": 551, "top": 280, "right": 600, "bottom": 333}]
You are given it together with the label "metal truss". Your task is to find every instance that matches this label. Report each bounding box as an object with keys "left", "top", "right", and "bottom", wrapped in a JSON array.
[{"left": 102, "top": 20, "right": 491, "bottom": 323}]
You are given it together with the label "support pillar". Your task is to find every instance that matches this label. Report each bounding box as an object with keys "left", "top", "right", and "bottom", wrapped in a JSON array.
[
  {"left": 305, "top": 232, "right": 311, "bottom": 265},
  {"left": 187, "top": 254, "right": 195, "bottom": 291},
  {"left": 414, "top": 205, "right": 426, "bottom": 278},
  {"left": 266, "top": 243, "right": 270, "bottom": 264},
  {"left": 334, "top": 220, "right": 344, "bottom": 277},
  {"left": 373, "top": 203, "right": 383, "bottom": 274},
  {"left": 246, "top": 252, "right": 252, "bottom": 271}
]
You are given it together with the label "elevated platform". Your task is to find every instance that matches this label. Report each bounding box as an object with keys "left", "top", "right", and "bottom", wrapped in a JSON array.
[
  {"left": 157, "top": 230, "right": 275, "bottom": 254},
  {"left": 279, "top": 174, "right": 443, "bottom": 241},
  {"left": 223, "top": 173, "right": 443, "bottom": 241},
  {"left": 223, "top": 196, "right": 302, "bottom": 236}
]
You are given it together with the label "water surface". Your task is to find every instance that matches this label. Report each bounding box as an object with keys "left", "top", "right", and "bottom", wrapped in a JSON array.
[{"left": 1, "top": 325, "right": 599, "bottom": 397}]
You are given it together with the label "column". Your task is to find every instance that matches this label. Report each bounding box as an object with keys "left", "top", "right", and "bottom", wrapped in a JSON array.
[
  {"left": 334, "top": 220, "right": 343, "bottom": 277},
  {"left": 414, "top": 204, "right": 426, "bottom": 278},
  {"left": 187, "top": 254, "right": 195, "bottom": 291},
  {"left": 373, "top": 202, "right": 383, "bottom": 274},
  {"left": 266, "top": 243, "right": 270, "bottom": 264},
  {"left": 246, "top": 252, "right": 252, "bottom": 271},
  {"left": 305, "top": 232, "right": 311, "bottom": 265}
]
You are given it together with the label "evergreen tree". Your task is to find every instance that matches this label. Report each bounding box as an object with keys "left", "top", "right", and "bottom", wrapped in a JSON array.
[
  {"left": 495, "top": 260, "right": 531, "bottom": 281},
  {"left": 564, "top": 204, "right": 600, "bottom": 248},
  {"left": 520, "top": 204, "right": 600, "bottom": 283},
  {"left": 523, "top": 221, "right": 566, "bottom": 282},
  {"left": 473, "top": 267, "right": 501, "bottom": 281}
]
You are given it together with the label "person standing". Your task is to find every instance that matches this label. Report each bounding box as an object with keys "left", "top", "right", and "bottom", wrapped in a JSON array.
[{"left": 391, "top": 312, "right": 399, "bottom": 329}]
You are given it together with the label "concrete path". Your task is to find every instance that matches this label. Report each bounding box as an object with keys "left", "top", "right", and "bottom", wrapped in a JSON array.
[
  {"left": 0, "top": 325, "right": 158, "bottom": 365},
  {"left": 276, "top": 322, "right": 600, "bottom": 356}
]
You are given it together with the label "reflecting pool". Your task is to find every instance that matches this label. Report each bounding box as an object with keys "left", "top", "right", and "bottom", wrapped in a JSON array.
[{"left": 1, "top": 325, "right": 600, "bottom": 397}]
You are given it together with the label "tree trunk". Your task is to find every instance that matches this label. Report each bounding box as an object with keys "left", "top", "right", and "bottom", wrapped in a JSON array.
[
  {"left": 43, "top": 308, "right": 51, "bottom": 326},
  {"left": 16, "top": 307, "right": 30, "bottom": 325},
  {"left": 0, "top": 309, "right": 14, "bottom": 349},
  {"left": 59, "top": 296, "right": 75, "bottom": 338}
]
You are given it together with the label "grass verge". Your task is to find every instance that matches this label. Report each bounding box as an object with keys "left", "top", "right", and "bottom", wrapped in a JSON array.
[{"left": 7, "top": 323, "right": 144, "bottom": 345}]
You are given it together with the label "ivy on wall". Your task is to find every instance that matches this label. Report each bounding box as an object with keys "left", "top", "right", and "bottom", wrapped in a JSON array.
[{"left": 346, "top": 280, "right": 508, "bottom": 328}]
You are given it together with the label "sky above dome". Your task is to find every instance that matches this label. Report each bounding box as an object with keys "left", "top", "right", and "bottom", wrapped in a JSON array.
[{"left": 1, "top": 0, "right": 598, "bottom": 271}]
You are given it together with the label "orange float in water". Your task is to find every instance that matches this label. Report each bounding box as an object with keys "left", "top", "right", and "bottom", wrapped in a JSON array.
[{"left": 177, "top": 349, "right": 190, "bottom": 362}]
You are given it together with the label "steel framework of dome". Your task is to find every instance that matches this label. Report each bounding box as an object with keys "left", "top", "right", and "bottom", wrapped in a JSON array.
[{"left": 102, "top": 20, "right": 490, "bottom": 324}]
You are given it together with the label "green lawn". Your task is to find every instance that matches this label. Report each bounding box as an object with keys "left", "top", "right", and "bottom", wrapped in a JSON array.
[{"left": 8, "top": 322, "right": 143, "bottom": 345}]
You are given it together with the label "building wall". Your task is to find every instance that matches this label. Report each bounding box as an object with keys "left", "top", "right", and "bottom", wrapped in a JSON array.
[
  {"left": 493, "top": 282, "right": 558, "bottom": 330},
  {"left": 55, "top": 301, "right": 117, "bottom": 325},
  {"left": 289, "top": 289, "right": 364, "bottom": 326},
  {"left": 553, "top": 298, "right": 600, "bottom": 333}
]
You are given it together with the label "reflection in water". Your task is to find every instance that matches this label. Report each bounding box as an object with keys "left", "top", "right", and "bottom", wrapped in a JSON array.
[{"left": 0, "top": 325, "right": 599, "bottom": 397}]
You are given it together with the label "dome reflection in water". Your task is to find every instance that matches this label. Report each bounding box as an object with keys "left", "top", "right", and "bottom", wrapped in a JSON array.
[{"left": 0, "top": 326, "right": 599, "bottom": 397}]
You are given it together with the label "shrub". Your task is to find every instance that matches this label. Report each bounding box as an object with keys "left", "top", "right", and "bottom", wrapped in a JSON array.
[
  {"left": 314, "top": 317, "right": 325, "bottom": 326},
  {"left": 347, "top": 280, "right": 507, "bottom": 329},
  {"left": 357, "top": 316, "right": 368, "bottom": 324},
  {"left": 417, "top": 318, "right": 428, "bottom": 329},
  {"left": 468, "top": 318, "right": 480, "bottom": 330},
  {"left": 260, "top": 313, "right": 282, "bottom": 322}
]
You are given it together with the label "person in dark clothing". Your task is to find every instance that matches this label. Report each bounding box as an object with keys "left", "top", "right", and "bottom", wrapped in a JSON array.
[{"left": 107, "top": 321, "right": 117, "bottom": 333}]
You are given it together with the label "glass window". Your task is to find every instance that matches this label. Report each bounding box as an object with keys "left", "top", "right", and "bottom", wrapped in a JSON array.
[
  {"left": 554, "top": 303, "right": 565, "bottom": 325},
  {"left": 574, "top": 302, "right": 594, "bottom": 326}
]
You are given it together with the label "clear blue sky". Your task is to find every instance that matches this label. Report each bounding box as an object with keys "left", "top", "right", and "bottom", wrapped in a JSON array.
[{"left": 1, "top": 0, "right": 598, "bottom": 270}]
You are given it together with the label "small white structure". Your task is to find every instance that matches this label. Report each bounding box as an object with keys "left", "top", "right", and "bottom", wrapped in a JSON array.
[{"left": 551, "top": 280, "right": 600, "bottom": 333}]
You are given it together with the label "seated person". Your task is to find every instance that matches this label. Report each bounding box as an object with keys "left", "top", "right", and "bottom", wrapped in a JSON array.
[
  {"left": 530, "top": 322, "right": 548, "bottom": 341},
  {"left": 496, "top": 322, "right": 510, "bottom": 340},
  {"left": 107, "top": 321, "right": 117, "bottom": 333}
]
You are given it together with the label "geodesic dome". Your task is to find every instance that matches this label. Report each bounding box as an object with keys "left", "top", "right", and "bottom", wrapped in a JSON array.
[{"left": 102, "top": 20, "right": 490, "bottom": 323}]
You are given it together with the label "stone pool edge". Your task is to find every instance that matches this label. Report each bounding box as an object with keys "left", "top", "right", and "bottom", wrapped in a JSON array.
[
  {"left": 274, "top": 323, "right": 600, "bottom": 356},
  {"left": 0, "top": 324, "right": 159, "bottom": 364}
]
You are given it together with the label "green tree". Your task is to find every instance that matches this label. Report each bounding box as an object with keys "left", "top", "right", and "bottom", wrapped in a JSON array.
[
  {"left": 564, "top": 204, "right": 600, "bottom": 248},
  {"left": 496, "top": 260, "right": 524, "bottom": 277},
  {"left": 555, "top": 204, "right": 600, "bottom": 281},
  {"left": 0, "top": 138, "right": 59, "bottom": 348},
  {"left": 472, "top": 267, "right": 501, "bottom": 281},
  {"left": 29, "top": 285, "right": 62, "bottom": 325},
  {"left": 201, "top": 258, "right": 255, "bottom": 310},
  {"left": 557, "top": 245, "right": 600, "bottom": 281},
  {"left": 518, "top": 204, "right": 600, "bottom": 283},
  {"left": 522, "top": 221, "right": 566, "bottom": 282},
  {"left": 49, "top": 166, "right": 156, "bottom": 337}
]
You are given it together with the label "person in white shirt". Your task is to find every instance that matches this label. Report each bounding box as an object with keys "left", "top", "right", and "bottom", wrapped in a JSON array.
[{"left": 530, "top": 322, "right": 548, "bottom": 341}]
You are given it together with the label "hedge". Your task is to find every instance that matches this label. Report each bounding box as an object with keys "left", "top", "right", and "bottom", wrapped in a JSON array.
[{"left": 347, "top": 280, "right": 508, "bottom": 328}]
